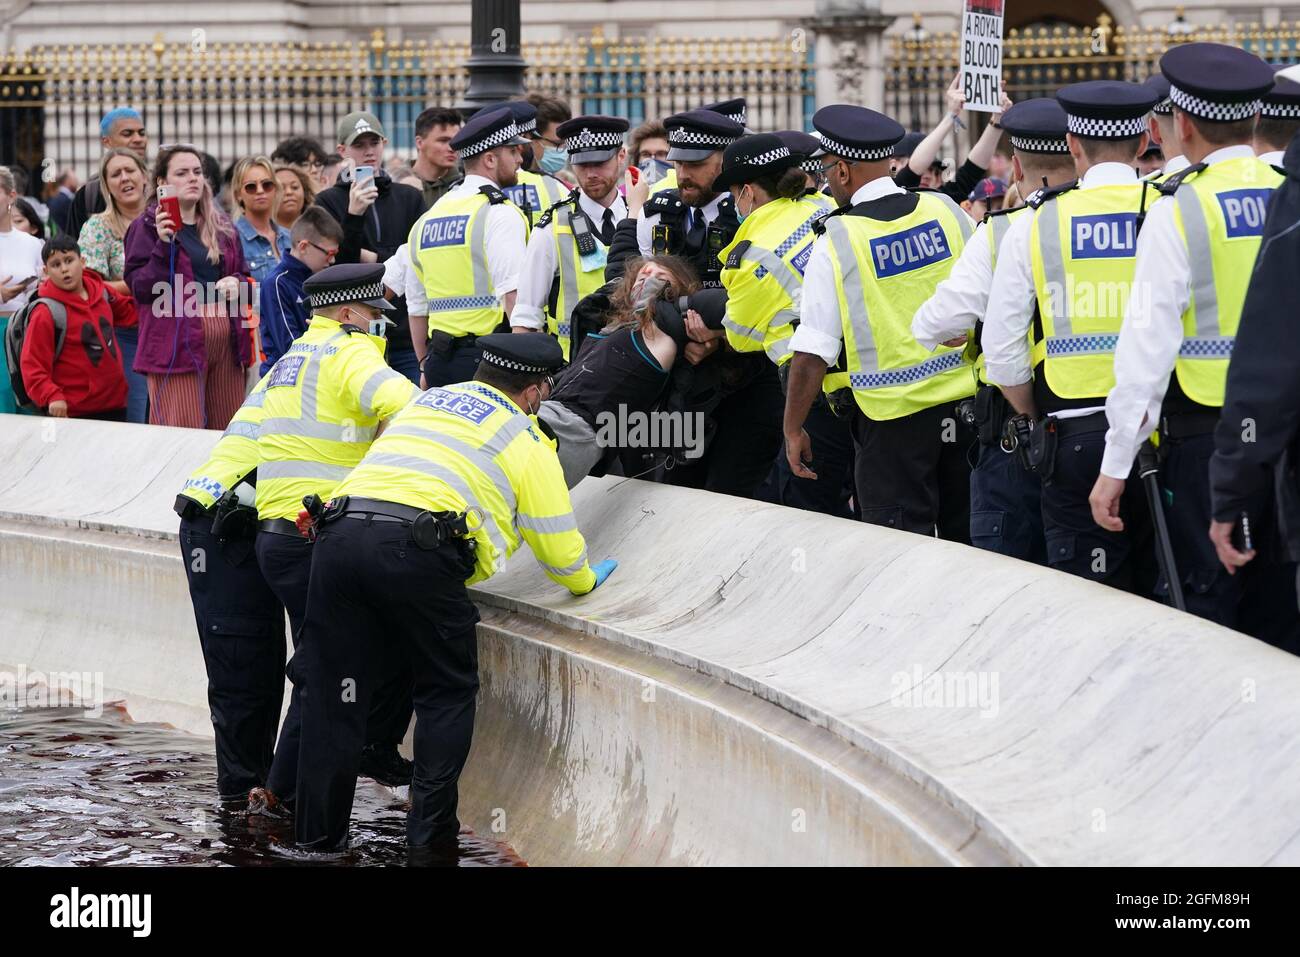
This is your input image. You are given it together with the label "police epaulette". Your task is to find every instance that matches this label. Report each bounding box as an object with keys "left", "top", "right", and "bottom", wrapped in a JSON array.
[
  {"left": 811, "top": 204, "right": 851, "bottom": 236},
  {"left": 983, "top": 202, "right": 1026, "bottom": 221},
  {"left": 723, "top": 239, "right": 751, "bottom": 270},
  {"left": 1271, "top": 163, "right": 1286, "bottom": 177},
  {"left": 479, "top": 184, "right": 508, "bottom": 204},
  {"left": 535, "top": 193, "right": 577, "bottom": 230},
  {"left": 1027, "top": 179, "right": 1079, "bottom": 209},
  {"left": 535, "top": 415, "right": 558, "bottom": 443},
  {"left": 645, "top": 190, "right": 681, "bottom": 213},
  {"left": 1156, "top": 163, "right": 1207, "bottom": 197}
]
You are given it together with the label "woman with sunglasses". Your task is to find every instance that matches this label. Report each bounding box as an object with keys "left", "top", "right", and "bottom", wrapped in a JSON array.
[{"left": 232, "top": 156, "right": 291, "bottom": 286}]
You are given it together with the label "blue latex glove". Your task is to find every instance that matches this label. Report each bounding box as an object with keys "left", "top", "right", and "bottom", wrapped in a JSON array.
[{"left": 590, "top": 559, "right": 618, "bottom": 590}]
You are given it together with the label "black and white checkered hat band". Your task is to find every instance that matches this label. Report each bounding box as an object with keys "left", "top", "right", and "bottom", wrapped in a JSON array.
[
  {"left": 668, "top": 128, "right": 738, "bottom": 150},
  {"left": 565, "top": 128, "right": 625, "bottom": 154},
  {"left": 1152, "top": 97, "right": 1173, "bottom": 116},
  {"left": 458, "top": 119, "right": 524, "bottom": 158},
  {"left": 1066, "top": 113, "right": 1148, "bottom": 138},
  {"left": 1262, "top": 101, "right": 1300, "bottom": 119},
  {"left": 814, "top": 131, "right": 893, "bottom": 161},
  {"left": 743, "top": 145, "right": 792, "bottom": 167},
  {"left": 1009, "top": 134, "right": 1070, "bottom": 153},
  {"left": 720, "top": 110, "right": 746, "bottom": 125},
  {"left": 801, "top": 157, "right": 823, "bottom": 172},
  {"left": 310, "top": 282, "right": 386, "bottom": 309},
  {"left": 1169, "top": 84, "right": 1262, "bottom": 121},
  {"left": 481, "top": 351, "right": 550, "bottom": 374},
  {"left": 517, "top": 116, "right": 537, "bottom": 135}
]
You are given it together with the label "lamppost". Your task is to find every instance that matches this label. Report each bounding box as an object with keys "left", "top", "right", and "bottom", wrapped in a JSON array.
[{"left": 459, "top": 0, "right": 527, "bottom": 113}]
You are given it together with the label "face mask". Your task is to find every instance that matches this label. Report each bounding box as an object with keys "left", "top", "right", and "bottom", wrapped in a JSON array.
[
  {"left": 735, "top": 187, "right": 753, "bottom": 224},
  {"left": 631, "top": 275, "right": 667, "bottom": 313},
  {"left": 540, "top": 147, "right": 568, "bottom": 175},
  {"left": 519, "top": 144, "right": 535, "bottom": 170},
  {"left": 640, "top": 158, "right": 672, "bottom": 185}
]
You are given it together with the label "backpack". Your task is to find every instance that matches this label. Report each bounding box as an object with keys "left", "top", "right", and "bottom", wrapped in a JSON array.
[{"left": 4, "top": 292, "right": 108, "bottom": 412}]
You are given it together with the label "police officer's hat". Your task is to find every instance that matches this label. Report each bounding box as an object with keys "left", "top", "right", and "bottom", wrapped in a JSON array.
[
  {"left": 664, "top": 110, "right": 745, "bottom": 162},
  {"left": 1159, "top": 42, "right": 1275, "bottom": 123},
  {"left": 557, "top": 115, "right": 630, "bottom": 164},
  {"left": 712, "top": 134, "right": 803, "bottom": 191},
  {"left": 501, "top": 100, "right": 540, "bottom": 138},
  {"left": 1263, "top": 70, "right": 1300, "bottom": 119},
  {"left": 812, "top": 105, "right": 905, "bottom": 162},
  {"left": 892, "top": 130, "right": 925, "bottom": 159},
  {"left": 1056, "top": 81, "right": 1158, "bottom": 140},
  {"left": 1144, "top": 74, "right": 1173, "bottom": 117},
  {"left": 451, "top": 107, "right": 530, "bottom": 159},
  {"left": 702, "top": 98, "right": 747, "bottom": 127},
  {"left": 303, "top": 263, "right": 394, "bottom": 313},
  {"left": 775, "top": 130, "right": 825, "bottom": 174},
  {"left": 477, "top": 333, "right": 564, "bottom": 376},
  {"left": 998, "top": 98, "right": 1070, "bottom": 153}
]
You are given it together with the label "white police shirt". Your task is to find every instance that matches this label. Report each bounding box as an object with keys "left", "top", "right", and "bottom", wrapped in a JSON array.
[
  {"left": 1101, "top": 143, "right": 1259, "bottom": 479},
  {"left": 1164, "top": 154, "right": 1190, "bottom": 176},
  {"left": 405, "top": 173, "right": 528, "bottom": 317},
  {"left": 1258, "top": 149, "right": 1285, "bottom": 167},
  {"left": 636, "top": 190, "right": 728, "bottom": 257},
  {"left": 982, "top": 161, "right": 1140, "bottom": 421},
  {"left": 789, "top": 175, "right": 908, "bottom": 366},
  {"left": 514, "top": 188, "right": 627, "bottom": 331}
]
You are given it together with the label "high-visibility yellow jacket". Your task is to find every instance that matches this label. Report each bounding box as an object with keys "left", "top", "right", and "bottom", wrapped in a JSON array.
[
  {"left": 179, "top": 374, "right": 270, "bottom": 509},
  {"left": 534, "top": 194, "right": 615, "bottom": 360},
  {"left": 333, "top": 381, "right": 597, "bottom": 594},
  {"left": 506, "top": 169, "right": 571, "bottom": 228},
  {"left": 255, "top": 316, "right": 418, "bottom": 521}
]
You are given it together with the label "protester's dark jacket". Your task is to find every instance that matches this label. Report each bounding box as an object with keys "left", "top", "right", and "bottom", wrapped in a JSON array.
[
  {"left": 1210, "top": 135, "right": 1300, "bottom": 554},
  {"left": 894, "top": 158, "right": 986, "bottom": 204},
  {"left": 313, "top": 168, "right": 424, "bottom": 351},
  {"left": 66, "top": 177, "right": 108, "bottom": 240},
  {"left": 604, "top": 218, "right": 642, "bottom": 282}
]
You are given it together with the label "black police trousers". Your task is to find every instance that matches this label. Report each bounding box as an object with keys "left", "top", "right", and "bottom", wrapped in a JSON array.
[
  {"left": 851, "top": 402, "right": 973, "bottom": 542},
  {"left": 1040, "top": 413, "right": 1155, "bottom": 593},
  {"left": 422, "top": 343, "right": 482, "bottom": 389},
  {"left": 768, "top": 398, "right": 856, "bottom": 518},
  {"left": 293, "top": 513, "right": 481, "bottom": 851},
  {"left": 257, "top": 530, "right": 415, "bottom": 802},
  {"left": 1160, "top": 431, "right": 1300, "bottom": 651},
  {"left": 970, "top": 439, "right": 1047, "bottom": 564},
  {"left": 178, "top": 514, "right": 285, "bottom": 800}
]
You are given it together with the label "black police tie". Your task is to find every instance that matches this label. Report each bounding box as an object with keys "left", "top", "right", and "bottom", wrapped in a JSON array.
[
  {"left": 600, "top": 207, "right": 615, "bottom": 246},
  {"left": 685, "top": 207, "right": 704, "bottom": 249}
]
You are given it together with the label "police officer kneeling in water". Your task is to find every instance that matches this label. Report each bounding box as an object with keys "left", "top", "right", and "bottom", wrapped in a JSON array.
[{"left": 291, "top": 333, "right": 618, "bottom": 854}]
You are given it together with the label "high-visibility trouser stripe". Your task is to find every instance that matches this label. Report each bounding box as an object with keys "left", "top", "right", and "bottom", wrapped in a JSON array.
[
  {"left": 930, "top": 191, "right": 975, "bottom": 243},
  {"left": 1176, "top": 186, "right": 1219, "bottom": 338},
  {"left": 1035, "top": 199, "right": 1074, "bottom": 337},
  {"left": 257, "top": 460, "right": 353, "bottom": 482},
  {"left": 517, "top": 511, "right": 579, "bottom": 535},
  {"left": 537, "top": 550, "right": 590, "bottom": 580},
  {"left": 849, "top": 350, "right": 966, "bottom": 390},
  {"left": 358, "top": 367, "right": 407, "bottom": 417},
  {"left": 222, "top": 420, "right": 261, "bottom": 440},
  {"left": 1042, "top": 333, "right": 1120, "bottom": 357},
  {"left": 823, "top": 217, "right": 878, "bottom": 375},
  {"left": 1178, "top": 335, "right": 1234, "bottom": 358},
  {"left": 358, "top": 452, "right": 511, "bottom": 559},
  {"left": 259, "top": 418, "right": 376, "bottom": 443}
]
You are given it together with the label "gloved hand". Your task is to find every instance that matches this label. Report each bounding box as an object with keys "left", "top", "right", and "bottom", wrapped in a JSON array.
[{"left": 590, "top": 558, "right": 619, "bottom": 590}]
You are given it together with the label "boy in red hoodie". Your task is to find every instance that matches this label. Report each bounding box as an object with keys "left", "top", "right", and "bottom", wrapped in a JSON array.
[{"left": 20, "top": 236, "right": 132, "bottom": 419}]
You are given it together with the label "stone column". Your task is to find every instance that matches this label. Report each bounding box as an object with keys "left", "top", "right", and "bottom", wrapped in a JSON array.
[{"left": 810, "top": 0, "right": 893, "bottom": 111}]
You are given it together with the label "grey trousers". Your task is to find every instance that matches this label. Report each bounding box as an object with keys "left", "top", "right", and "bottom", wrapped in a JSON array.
[{"left": 538, "top": 400, "right": 603, "bottom": 489}]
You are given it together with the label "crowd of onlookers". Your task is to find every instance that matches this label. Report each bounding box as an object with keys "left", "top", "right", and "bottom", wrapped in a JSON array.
[{"left": 0, "top": 91, "right": 1018, "bottom": 430}]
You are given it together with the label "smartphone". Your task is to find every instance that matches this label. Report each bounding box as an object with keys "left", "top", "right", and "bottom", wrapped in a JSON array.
[
  {"left": 354, "top": 165, "right": 375, "bottom": 187},
  {"left": 627, "top": 164, "right": 640, "bottom": 186},
  {"left": 157, "top": 185, "right": 182, "bottom": 231}
]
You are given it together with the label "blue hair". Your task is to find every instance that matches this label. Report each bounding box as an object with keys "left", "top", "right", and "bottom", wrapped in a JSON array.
[{"left": 100, "top": 108, "right": 142, "bottom": 139}]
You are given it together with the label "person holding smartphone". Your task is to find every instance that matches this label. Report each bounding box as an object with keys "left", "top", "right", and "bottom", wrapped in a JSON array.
[{"left": 0, "top": 165, "right": 46, "bottom": 414}]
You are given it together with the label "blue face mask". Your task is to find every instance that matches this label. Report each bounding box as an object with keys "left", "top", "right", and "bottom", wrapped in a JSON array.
[
  {"left": 734, "top": 187, "right": 753, "bottom": 224},
  {"left": 640, "top": 158, "right": 673, "bottom": 184},
  {"left": 540, "top": 147, "right": 568, "bottom": 175}
]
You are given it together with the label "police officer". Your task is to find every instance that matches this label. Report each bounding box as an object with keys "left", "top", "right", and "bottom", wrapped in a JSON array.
[
  {"left": 784, "top": 105, "right": 976, "bottom": 540},
  {"left": 1092, "top": 43, "right": 1296, "bottom": 640},
  {"left": 254, "top": 262, "right": 420, "bottom": 807},
  {"left": 406, "top": 107, "right": 531, "bottom": 388},
  {"left": 1254, "top": 72, "right": 1300, "bottom": 167},
  {"left": 912, "top": 98, "right": 1076, "bottom": 561},
  {"left": 1143, "top": 75, "right": 1190, "bottom": 179},
  {"left": 501, "top": 100, "right": 571, "bottom": 228},
  {"left": 175, "top": 376, "right": 284, "bottom": 803},
  {"left": 774, "top": 130, "right": 837, "bottom": 210},
  {"left": 646, "top": 99, "right": 748, "bottom": 199},
  {"left": 709, "top": 133, "right": 851, "bottom": 516},
  {"left": 981, "top": 81, "right": 1156, "bottom": 589},
  {"left": 290, "top": 333, "right": 618, "bottom": 854},
  {"left": 514, "top": 115, "right": 630, "bottom": 360}
]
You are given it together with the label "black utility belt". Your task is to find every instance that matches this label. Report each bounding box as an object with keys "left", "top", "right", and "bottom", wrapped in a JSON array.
[
  {"left": 336, "top": 496, "right": 481, "bottom": 551},
  {"left": 1159, "top": 410, "right": 1220, "bottom": 441},
  {"left": 427, "top": 330, "right": 480, "bottom": 358},
  {"left": 174, "top": 495, "right": 210, "bottom": 522},
  {"left": 258, "top": 518, "right": 300, "bottom": 538}
]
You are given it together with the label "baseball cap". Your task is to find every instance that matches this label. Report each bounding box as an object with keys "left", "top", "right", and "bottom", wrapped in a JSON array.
[{"left": 337, "top": 111, "right": 387, "bottom": 146}]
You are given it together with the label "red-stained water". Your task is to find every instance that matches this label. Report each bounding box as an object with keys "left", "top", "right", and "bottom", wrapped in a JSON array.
[{"left": 0, "top": 704, "right": 525, "bottom": 867}]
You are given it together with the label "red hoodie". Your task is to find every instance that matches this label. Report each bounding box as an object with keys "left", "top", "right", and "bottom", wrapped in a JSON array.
[{"left": 19, "top": 272, "right": 132, "bottom": 415}]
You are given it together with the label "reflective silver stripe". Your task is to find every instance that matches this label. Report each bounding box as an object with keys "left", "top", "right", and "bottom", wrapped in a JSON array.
[
  {"left": 1175, "top": 187, "right": 1219, "bottom": 337},
  {"left": 359, "top": 452, "right": 511, "bottom": 558},
  {"left": 517, "top": 511, "right": 579, "bottom": 535},
  {"left": 722, "top": 314, "right": 765, "bottom": 344},
  {"left": 258, "top": 460, "right": 352, "bottom": 482},
  {"left": 358, "top": 367, "right": 405, "bottom": 417},
  {"left": 1035, "top": 199, "right": 1073, "bottom": 337},
  {"left": 243, "top": 390, "right": 267, "bottom": 408},
  {"left": 740, "top": 243, "right": 804, "bottom": 302},
  {"left": 823, "top": 217, "right": 878, "bottom": 374},
  {"left": 222, "top": 420, "right": 261, "bottom": 440},
  {"left": 259, "top": 417, "right": 375, "bottom": 443},
  {"left": 765, "top": 335, "right": 793, "bottom": 363},
  {"left": 468, "top": 198, "right": 493, "bottom": 299},
  {"left": 988, "top": 214, "right": 1012, "bottom": 269},
  {"left": 928, "top": 191, "right": 974, "bottom": 242},
  {"left": 297, "top": 331, "right": 350, "bottom": 422},
  {"left": 556, "top": 209, "right": 583, "bottom": 323},
  {"left": 537, "top": 550, "right": 590, "bottom": 580},
  {"left": 379, "top": 423, "right": 519, "bottom": 518}
]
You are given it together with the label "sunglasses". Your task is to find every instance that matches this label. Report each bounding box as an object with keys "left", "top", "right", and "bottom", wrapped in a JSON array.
[{"left": 242, "top": 179, "right": 277, "bottom": 194}]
